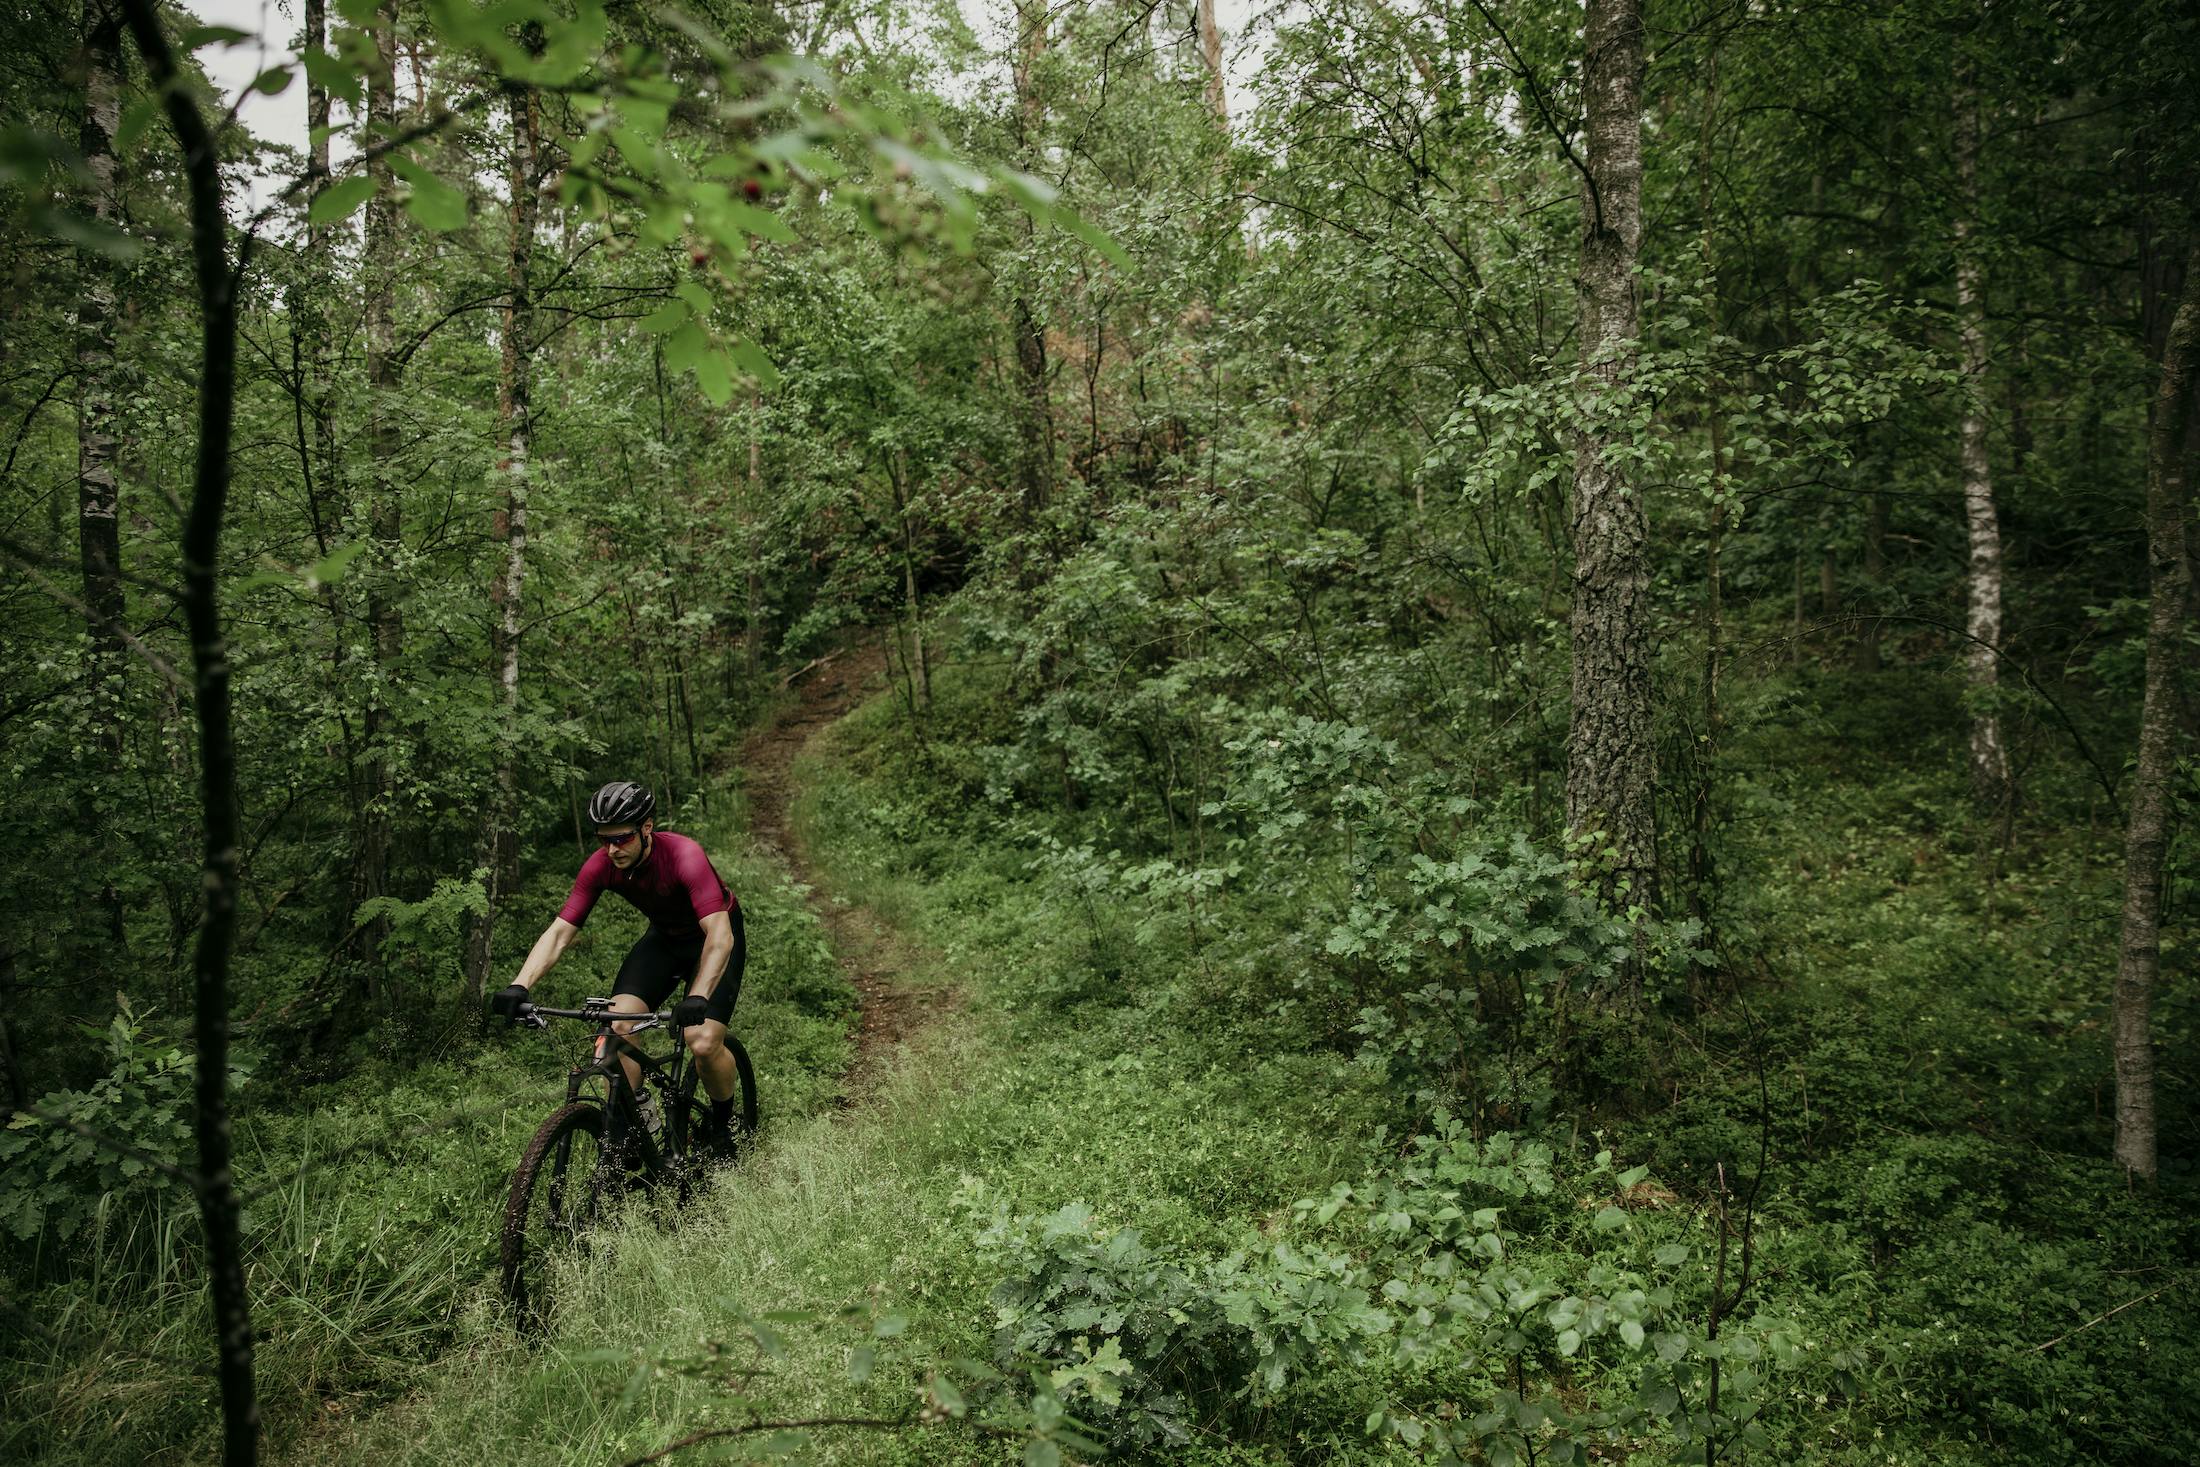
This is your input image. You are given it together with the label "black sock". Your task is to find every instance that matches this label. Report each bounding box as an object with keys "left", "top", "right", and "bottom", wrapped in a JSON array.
[{"left": 709, "top": 1097, "right": 734, "bottom": 1126}]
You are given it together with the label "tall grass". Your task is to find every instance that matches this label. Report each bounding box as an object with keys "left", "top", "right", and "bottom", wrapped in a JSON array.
[{"left": 2, "top": 833, "right": 858, "bottom": 1465}]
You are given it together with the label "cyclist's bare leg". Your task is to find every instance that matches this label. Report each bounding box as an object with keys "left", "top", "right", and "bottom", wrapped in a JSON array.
[
  {"left": 685, "top": 1017, "right": 737, "bottom": 1104},
  {"left": 607, "top": 993, "right": 651, "bottom": 1094}
]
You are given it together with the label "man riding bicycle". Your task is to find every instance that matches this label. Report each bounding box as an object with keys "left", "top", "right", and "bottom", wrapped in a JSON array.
[{"left": 490, "top": 780, "right": 746, "bottom": 1156}]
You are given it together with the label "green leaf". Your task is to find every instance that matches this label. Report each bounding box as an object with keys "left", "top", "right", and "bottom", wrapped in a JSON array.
[
  {"left": 1619, "top": 1319, "right": 1645, "bottom": 1349},
  {"left": 725, "top": 202, "right": 795, "bottom": 244},
  {"left": 729, "top": 338, "right": 781, "bottom": 390},
  {"left": 675, "top": 281, "right": 714, "bottom": 319},
  {"left": 663, "top": 320, "right": 708, "bottom": 375},
  {"left": 871, "top": 1312, "right": 909, "bottom": 1339},
  {"left": 846, "top": 1344, "right": 874, "bottom": 1384},
  {"left": 307, "top": 175, "right": 375, "bottom": 226},
  {"left": 181, "top": 25, "right": 253, "bottom": 48},
  {"left": 1592, "top": 1205, "right": 1626, "bottom": 1233},
  {"left": 33, "top": 205, "right": 144, "bottom": 261},
  {"left": 1556, "top": 1327, "right": 1582, "bottom": 1356},
  {"left": 993, "top": 164, "right": 1059, "bottom": 213},
  {"left": 1023, "top": 1441, "right": 1060, "bottom": 1467},
  {"left": 300, "top": 47, "right": 363, "bottom": 108},
  {"left": 116, "top": 96, "right": 164, "bottom": 153},
  {"left": 1054, "top": 208, "right": 1130, "bottom": 270},
  {"left": 695, "top": 347, "right": 733, "bottom": 406},
  {"left": 303, "top": 541, "right": 367, "bottom": 588},
  {"left": 640, "top": 301, "right": 688, "bottom": 335},
  {"left": 388, "top": 156, "right": 467, "bottom": 232},
  {"left": 252, "top": 66, "right": 294, "bottom": 97}
]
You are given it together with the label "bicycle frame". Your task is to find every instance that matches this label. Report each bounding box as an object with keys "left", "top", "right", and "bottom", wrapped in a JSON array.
[{"left": 523, "top": 997, "right": 695, "bottom": 1174}]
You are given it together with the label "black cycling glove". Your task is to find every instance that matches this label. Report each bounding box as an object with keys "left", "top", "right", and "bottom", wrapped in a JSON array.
[
  {"left": 490, "top": 983, "right": 530, "bottom": 1021},
  {"left": 673, "top": 992, "right": 711, "bottom": 1030}
]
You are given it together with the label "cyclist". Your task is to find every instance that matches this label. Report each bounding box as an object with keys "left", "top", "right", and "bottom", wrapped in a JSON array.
[{"left": 490, "top": 780, "right": 746, "bottom": 1155}]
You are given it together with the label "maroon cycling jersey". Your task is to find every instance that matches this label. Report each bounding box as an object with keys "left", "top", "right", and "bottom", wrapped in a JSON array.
[{"left": 557, "top": 830, "right": 735, "bottom": 940}]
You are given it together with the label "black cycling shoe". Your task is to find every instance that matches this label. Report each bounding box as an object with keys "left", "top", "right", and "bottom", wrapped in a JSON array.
[{"left": 697, "top": 1122, "right": 740, "bottom": 1166}]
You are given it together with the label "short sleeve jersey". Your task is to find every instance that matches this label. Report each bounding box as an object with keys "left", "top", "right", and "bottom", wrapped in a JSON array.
[{"left": 556, "top": 830, "right": 735, "bottom": 940}]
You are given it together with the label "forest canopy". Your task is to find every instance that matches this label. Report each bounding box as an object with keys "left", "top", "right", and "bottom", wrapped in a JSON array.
[{"left": 2, "top": 0, "right": 2197, "bottom": 1463}]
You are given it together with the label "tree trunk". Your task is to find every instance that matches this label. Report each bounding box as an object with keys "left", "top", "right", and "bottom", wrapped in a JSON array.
[
  {"left": 297, "top": 0, "right": 363, "bottom": 959},
  {"left": 2112, "top": 235, "right": 2200, "bottom": 1183},
  {"left": 745, "top": 392, "right": 763, "bottom": 678},
  {"left": 115, "top": 6, "right": 258, "bottom": 1459},
  {"left": 1011, "top": 0, "right": 1052, "bottom": 527},
  {"left": 1565, "top": 0, "right": 1655, "bottom": 937},
  {"left": 77, "top": 0, "right": 127, "bottom": 756},
  {"left": 359, "top": 1, "right": 402, "bottom": 980},
  {"left": 1953, "top": 58, "right": 2010, "bottom": 809},
  {"left": 890, "top": 454, "right": 930, "bottom": 713},
  {"left": 464, "top": 73, "right": 540, "bottom": 1007},
  {"left": 78, "top": 0, "right": 131, "bottom": 955},
  {"left": 1196, "top": 0, "right": 1228, "bottom": 128},
  {"left": 1857, "top": 478, "right": 1887, "bottom": 673}
]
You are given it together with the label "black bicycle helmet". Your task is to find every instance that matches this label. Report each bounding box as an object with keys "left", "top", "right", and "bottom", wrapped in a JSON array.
[{"left": 587, "top": 780, "right": 655, "bottom": 828}]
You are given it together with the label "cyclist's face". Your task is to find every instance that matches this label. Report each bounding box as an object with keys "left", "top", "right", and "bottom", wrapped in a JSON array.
[{"left": 597, "top": 820, "right": 652, "bottom": 869}]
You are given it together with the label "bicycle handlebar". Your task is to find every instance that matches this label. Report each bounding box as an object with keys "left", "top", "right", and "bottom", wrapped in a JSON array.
[{"left": 514, "top": 999, "right": 679, "bottom": 1032}]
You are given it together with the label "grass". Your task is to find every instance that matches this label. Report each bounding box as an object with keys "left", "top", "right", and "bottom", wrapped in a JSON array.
[
  {"left": 282, "top": 679, "right": 1388, "bottom": 1465},
  {"left": 15, "top": 652, "right": 2195, "bottom": 1465}
]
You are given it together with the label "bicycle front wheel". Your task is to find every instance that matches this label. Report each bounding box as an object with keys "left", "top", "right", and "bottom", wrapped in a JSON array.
[{"left": 501, "top": 1102, "right": 610, "bottom": 1332}]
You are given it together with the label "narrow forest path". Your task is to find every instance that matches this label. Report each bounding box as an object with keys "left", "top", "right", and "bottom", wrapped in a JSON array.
[{"left": 736, "top": 639, "right": 952, "bottom": 1103}]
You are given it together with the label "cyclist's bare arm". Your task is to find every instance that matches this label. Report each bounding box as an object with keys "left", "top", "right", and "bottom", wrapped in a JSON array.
[
  {"left": 511, "top": 917, "right": 580, "bottom": 991},
  {"left": 687, "top": 910, "right": 736, "bottom": 999}
]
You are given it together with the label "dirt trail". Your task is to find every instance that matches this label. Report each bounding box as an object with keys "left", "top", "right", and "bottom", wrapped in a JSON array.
[{"left": 739, "top": 640, "right": 948, "bottom": 1102}]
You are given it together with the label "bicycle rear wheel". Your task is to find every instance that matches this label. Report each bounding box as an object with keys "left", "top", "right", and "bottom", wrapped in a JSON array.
[
  {"left": 501, "top": 1102, "right": 611, "bottom": 1331},
  {"left": 672, "top": 1036, "right": 759, "bottom": 1163}
]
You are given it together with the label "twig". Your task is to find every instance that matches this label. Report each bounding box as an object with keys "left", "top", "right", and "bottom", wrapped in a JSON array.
[
  {"left": 778, "top": 648, "right": 844, "bottom": 690},
  {"left": 2031, "top": 1275, "right": 2187, "bottom": 1353}
]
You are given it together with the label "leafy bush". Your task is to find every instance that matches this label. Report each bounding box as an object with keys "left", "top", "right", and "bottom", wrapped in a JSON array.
[{"left": 0, "top": 1002, "right": 201, "bottom": 1251}]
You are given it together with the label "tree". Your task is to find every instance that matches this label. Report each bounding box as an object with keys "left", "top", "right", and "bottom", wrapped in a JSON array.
[
  {"left": 1565, "top": 0, "right": 1655, "bottom": 936},
  {"left": 359, "top": 0, "right": 402, "bottom": 979},
  {"left": 1009, "top": 0, "right": 1052, "bottom": 527},
  {"left": 1196, "top": 0, "right": 1227, "bottom": 129},
  {"left": 1951, "top": 45, "right": 2010, "bottom": 812},
  {"left": 114, "top": 2, "right": 259, "bottom": 1458},
  {"left": 2112, "top": 234, "right": 2198, "bottom": 1181},
  {"left": 464, "top": 50, "right": 544, "bottom": 1007}
]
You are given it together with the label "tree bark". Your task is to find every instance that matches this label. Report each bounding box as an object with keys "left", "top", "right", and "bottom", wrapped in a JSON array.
[
  {"left": 2112, "top": 234, "right": 2200, "bottom": 1182},
  {"left": 115, "top": 6, "right": 258, "bottom": 1459},
  {"left": 1565, "top": 0, "right": 1656, "bottom": 934},
  {"left": 1011, "top": 0, "right": 1052, "bottom": 526},
  {"left": 77, "top": 0, "right": 128, "bottom": 758},
  {"left": 465, "top": 70, "right": 540, "bottom": 1007},
  {"left": 78, "top": 0, "right": 131, "bottom": 955},
  {"left": 1953, "top": 58, "right": 2010, "bottom": 809},
  {"left": 745, "top": 392, "right": 763, "bottom": 678},
  {"left": 1196, "top": 0, "right": 1228, "bottom": 128},
  {"left": 359, "top": 1, "right": 402, "bottom": 979}
]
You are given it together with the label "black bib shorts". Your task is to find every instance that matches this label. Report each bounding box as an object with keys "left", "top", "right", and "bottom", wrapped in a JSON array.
[{"left": 609, "top": 904, "right": 744, "bottom": 1025}]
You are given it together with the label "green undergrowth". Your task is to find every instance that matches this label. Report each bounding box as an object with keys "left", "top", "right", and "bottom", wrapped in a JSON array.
[
  {"left": 14, "top": 658, "right": 2197, "bottom": 1466},
  {"left": 0, "top": 815, "right": 855, "bottom": 1467}
]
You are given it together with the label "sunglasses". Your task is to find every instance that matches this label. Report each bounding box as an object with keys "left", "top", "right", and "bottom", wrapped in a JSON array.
[{"left": 596, "top": 828, "right": 643, "bottom": 848}]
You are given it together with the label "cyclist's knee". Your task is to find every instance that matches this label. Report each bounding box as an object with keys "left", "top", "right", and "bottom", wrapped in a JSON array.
[{"left": 686, "top": 1023, "right": 725, "bottom": 1061}]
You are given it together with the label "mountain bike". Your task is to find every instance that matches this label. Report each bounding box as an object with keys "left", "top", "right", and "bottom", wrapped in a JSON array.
[{"left": 499, "top": 995, "right": 759, "bottom": 1331}]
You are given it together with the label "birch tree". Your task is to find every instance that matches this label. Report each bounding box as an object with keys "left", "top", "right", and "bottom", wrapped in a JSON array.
[
  {"left": 1565, "top": 0, "right": 1655, "bottom": 934},
  {"left": 1952, "top": 49, "right": 2010, "bottom": 811},
  {"left": 464, "top": 58, "right": 542, "bottom": 1005}
]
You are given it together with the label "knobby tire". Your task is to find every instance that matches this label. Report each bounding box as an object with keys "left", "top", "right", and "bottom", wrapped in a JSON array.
[{"left": 501, "top": 1101, "right": 609, "bottom": 1332}]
